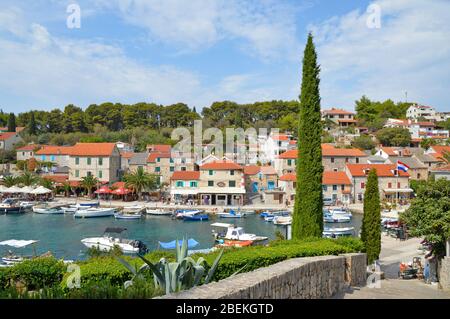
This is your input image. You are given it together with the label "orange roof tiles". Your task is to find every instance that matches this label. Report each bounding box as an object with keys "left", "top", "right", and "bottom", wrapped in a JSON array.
[
  {"left": 381, "top": 147, "right": 398, "bottom": 156},
  {"left": 346, "top": 164, "right": 409, "bottom": 177},
  {"left": 69, "top": 143, "right": 116, "bottom": 156},
  {"left": 120, "top": 151, "right": 135, "bottom": 159},
  {"left": 171, "top": 171, "right": 200, "bottom": 180},
  {"left": 147, "top": 144, "right": 171, "bottom": 152},
  {"left": 271, "top": 134, "right": 289, "bottom": 141},
  {"left": 16, "top": 144, "right": 40, "bottom": 151},
  {"left": 42, "top": 174, "right": 69, "bottom": 184},
  {"left": 200, "top": 160, "right": 243, "bottom": 170},
  {"left": 0, "top": 132, "right": 17, "bottom": 140},
  {"left": 278, "top": 150, "right": 298, "bottom": 159},
  {"left": 432, "top": 164, "right": 450, "bottom": 171},
  {"left": 147, "top": 152, "right": 171, "bottom": 163},
  {"left": 244, "top": 165, "right": 260, "bottom": 175},
  {"left": 321, "top": 145, "right": 366, "bottom": 157},
  {"left": 35, "top": 145, "right": 73, "bottom": 155},
  {"left": 279, "top": 173, "right": 296, "bottom": 182},
  {"left": 323, "top": 171, "right": 351, "bottom": 185},
  {"left": 322, "top": 108, "right": 355, "bottom": 115}
]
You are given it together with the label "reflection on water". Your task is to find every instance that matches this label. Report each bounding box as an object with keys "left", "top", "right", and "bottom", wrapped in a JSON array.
[{"left": 0, "top": 212, "right": 362, "bottom": 260}]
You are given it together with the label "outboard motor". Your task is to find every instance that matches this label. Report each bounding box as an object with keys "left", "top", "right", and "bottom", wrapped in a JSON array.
[{"left": 132, "top": 240, "right": 148, "bottom": 254}]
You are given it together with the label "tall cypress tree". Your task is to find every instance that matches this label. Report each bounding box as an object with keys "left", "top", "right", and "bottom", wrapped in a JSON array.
[
  {"left": 7, "top": 113, "right": 16, "bottom": 132},
  {"left": 292, "top": 33, "right": 324, "bottom": 239},
  {"left": 29, "top": 112, "right": 37, "bottom": 135},
  {"left": 361, "top": 169, "right": 381, "bottom": 264}
]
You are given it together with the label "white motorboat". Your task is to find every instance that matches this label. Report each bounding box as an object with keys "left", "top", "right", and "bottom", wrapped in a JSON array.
[
  {"left": 273, "top": 216, "right": 292, "bottom": 225},
  {"left": 81, "top": 227, "right": 148, "bottom": 254},
  {"left": 114, "top": 212, "right": 143, "bottom": 220},
  {"left": 123, "top": 205, "right": 144, "bottom": 211},
  {"left": 146, "top": 208, "right": 172, "bottom": 216},
  {"left": 329, "top": 207, "right": 352, "bottom": 218},
  {"left": 217, "top": 209, "right": 247, "bottom": 218},
  {"left": 32, "top": 205, "right": 64, "bottom": 214},
  {"left": 211, "top": 223, "right": 268, "bottom": 242},
  {"left": 19, "top": 201, "right": 35, "bottom": 210},
  {"left": 174, "top": 209, "right": 203, "bottom": 219},
  {"left": 74, "top": 207, "right": 116, "bottom": 218},
  {"left": 0, "top": 199, "right": 26, "bottom": 214},
  {"left": 322, "top": 227, "right": 355, "bottom": 238},
  {"left": 323, "top": 211, "right": 351, "bottom": 223}
]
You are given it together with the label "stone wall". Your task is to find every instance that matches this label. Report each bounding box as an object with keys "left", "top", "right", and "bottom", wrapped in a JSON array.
[
  {"left": 160, "top": 253, "right": 366, "bottom": 299},
  {"left": 439, "top": 257, "right": 450, "bottom": 291}
]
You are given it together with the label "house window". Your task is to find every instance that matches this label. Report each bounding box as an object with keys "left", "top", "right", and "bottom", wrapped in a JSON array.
[
  {"left": 190, "top": 181, "right": 198, "bottom": 187},
  {"left": 208, "top": 181, "right": 214, "bottom": 187},
  {"left": 345, "top": 158, "right": 349, "bottom": 163},
  {"left": 332, "top": 185, "right": 337, "bottom": 191},
  {"left": 181, "top": 167, "right": 186, "bottom": 171},
  {"left": 75, "top": 157, "right": 79, "bottom": 165},
  {"left": 341, "top": 185, "right": 345, "bottom": 191},
  {"left": 98, "top": 171, "right": 102, "bottom": 179},
  {"left": 361, "top": 182, "right": 365, "bottom": 189},
  {"left": 87, "top": 171, "right": 92, "bottom": 176},
  {"left": 176, "top": 181, "right": 184, "bottom": 187},
  {"left": 157, "top": 158, "right": 161, "bottom": 162},
  {"left": 417, "top": 173, "right": 421, "bottom": 179},
  {"left": 397, "top": 182, "right": 400, "bottom": 188},
  {"left": 22, "top": 152, "right": 25, "bottom": 156},
  {"left": 87, "top": 157, "right": 91, "bottom": 165},
  {"left": 170, "top": 167, "right": 174, "bottom": 172},
  {"left": 331, "top": 157, "right": 335, "bottom": 163},
  {"left": 170, "top": 158, "right": 174, "bottom": 163},
  {"left": 356, "top": 158, "right": 360, "bottom": 164},
  {"left": 230, "top": 170, "right": 235, "bottom": 176},
  {"left": 287, "top": 159, "right": 292, "bottom": 166},
  {"left": 42, "top": 155, "right": 46, "bottom": 161},
  {"left": 333, "top": 168, "right": 338, "bottom": 172},
  {"left": 322, "top": 185, "right": 328, "bottom": 191},
  {"left": 75, "top": 170, "right": 79, "bottom": 178},
  {"left": 388, "top": 182, "right": 392, "bottom": 188},
  {"left": 155, "top": 167, "right": 160, "bottom": 172},
  {"left": 209, "top": 170, "right": 214, "bottom": 176},
  {"left": 99, "top": 158, "right": 103, "bottom": 165},
  {"left": 229, "top": 181, "right": 236, "bottom": 187}
]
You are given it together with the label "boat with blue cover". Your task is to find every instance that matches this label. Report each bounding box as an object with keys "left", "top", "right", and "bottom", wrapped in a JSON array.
[
  {"left": 183, "top": 213, "right": 209, "bottom": 221},
  {"left": 217, "top": 209, "right": 247, "bottom": 218}
]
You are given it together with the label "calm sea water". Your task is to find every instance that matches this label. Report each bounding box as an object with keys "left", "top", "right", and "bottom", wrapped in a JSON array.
[{"left": 0, "top": 212, "right": 362, "bottom": 261}]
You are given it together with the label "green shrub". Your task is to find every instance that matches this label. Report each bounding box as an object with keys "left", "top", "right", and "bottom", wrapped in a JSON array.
[
  {"left": 8, "top": 257, "right": 66, "bottom": 290},
  {"left": 0, "top": 268, "right": 10, "bottom": 290}
]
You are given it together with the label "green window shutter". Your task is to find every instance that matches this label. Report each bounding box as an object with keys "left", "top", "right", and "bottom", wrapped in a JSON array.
[
  {"left": 75, "top": 157, "right": 79, "bottom": 165},
  {"left": 99, "top": 171, "right": 103, "bottom": 179},
  {"left": 75, "top": 170, "right": 79, "bottom": 178},
  {"left": 229, "top": 181, "right": 236, "bottom": 187}
]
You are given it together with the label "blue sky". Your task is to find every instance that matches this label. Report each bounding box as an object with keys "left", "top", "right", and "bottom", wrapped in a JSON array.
[{"left": 0, "top": 0, "right": 449, "bottom": 113}]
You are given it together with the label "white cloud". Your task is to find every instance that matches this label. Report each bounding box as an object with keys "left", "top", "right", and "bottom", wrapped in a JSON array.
[
  {"left": 96, "top": 0, "right": 302, "bottom": 60},
  {"left": 311, "top": 0, "right": 450, "bottom": 111}
]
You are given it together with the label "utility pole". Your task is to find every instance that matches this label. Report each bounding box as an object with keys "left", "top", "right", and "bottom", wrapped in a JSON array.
[{"left": 405, "top": 91, "right": 408, "bottom": 103}]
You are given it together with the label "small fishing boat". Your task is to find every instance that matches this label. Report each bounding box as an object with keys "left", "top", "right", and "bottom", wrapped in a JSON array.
[
  {"left": 328, "top": 207, "right": 352, "bottom": 218},
  {"left": 323, "top": 211, "right": 351, "bottom": 223},
  {"left": 77, "top": 201, "right": 100, "bottom": 208},
  {"left": 273, "top": 216, "right": 292, "bottom": 225},
  {"left": 322, "top": 227, "right": 355, "bottom": 238},
  {"left": 264, "top": 216, "right": 275, "bottom": 222},
  {"left": 74, "top": 207, "right": 116, "bottom": 218},
  {"left": 215, "top": 240, "right": 253, "bottom": 248},
  {"left": 146, "top": 208, "right": 172, "bottom": 216},
  {"left": 32, "top": 205, "right": 64, "bottom": 214},
  {"left": 174, "top": 209, "right": 203, "bottom": 219},
  {"left": 0, "top": 240, "right": 38, "bottom": 266},
  {"left": 183, "top": 213, "right": 209, "bottom": 221},
  {"left": 123, "top": 205, "right": 145, "bottom": 212},
  {"left": 19, "top": 201, "right": 35, "bottom": 210},
  {"left": 211, "top": 223, "right": 268, "bottom": 242},
  {"left": 0, "top": 199, "right": 26, "bottom": 214},
  {"left": 260, "top": 210, "right": 290, "bottom": 218},
  {"left": 114, "top": 211, "right": 143, "bottom": 220},
  {"left": 81, "top": 227, "right": 148, "bottom": 254},
  {"left": 217, "top": 209, "right": 247, "bottom": 218}
]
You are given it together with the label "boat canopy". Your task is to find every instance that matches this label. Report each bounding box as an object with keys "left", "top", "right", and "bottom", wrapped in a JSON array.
[
  {"left": 158, "top": 238, "right": 199, "bottom": 249},
  {"left": 104, "top": 227, "right": 127, "bottom": 234},
  {"left": 0, "top": 240, "right": 39, "bottom": 248},
  {"left": 211, "top": 222, "right": 234, "bottom": 228}
]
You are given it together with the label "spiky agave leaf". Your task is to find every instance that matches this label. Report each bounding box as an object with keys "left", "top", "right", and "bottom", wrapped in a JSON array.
[{"left": 204, "top": 249, "right": 224, "bottom": 284}]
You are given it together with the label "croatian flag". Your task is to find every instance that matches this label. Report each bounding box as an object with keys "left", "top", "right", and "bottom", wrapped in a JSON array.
[{"left": 397, "top": 161, "right": 410, "bottom": 172}]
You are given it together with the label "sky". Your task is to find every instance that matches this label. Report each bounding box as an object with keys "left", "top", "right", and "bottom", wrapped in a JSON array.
[{"left": 0, "top": 0, "right": 449, "bottom": 113}]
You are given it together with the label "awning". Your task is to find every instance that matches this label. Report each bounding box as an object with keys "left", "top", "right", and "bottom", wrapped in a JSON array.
[
  {"left": 0, "top": 240, "right": 39, "bottom": 248},
  {"left": 198, "top": 187, "right": 246, "bottom": 194},
  {"left": 158, "top": 239, "right": 199, "bottom": 250},
  {"left": 383, "top": 188, "right": 414, "bottom": 193},
  {"left": 170, "top": 188, "right": 199, "bottom": 195}
]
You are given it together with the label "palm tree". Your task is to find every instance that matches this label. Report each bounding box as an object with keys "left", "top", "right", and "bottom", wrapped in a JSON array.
[
  {"left": 124, "top": 167, "right": 158, "bottom": 201},
  {"left": 40, "top": 178, "right": 55, "bottom": 190},
  {"left": 80, "top": 175, "right": 99, "bottom": 197},
  {"left": 62, "top": 182, "right": 72, "bottom": 197},
  {"left": 19, "top": 171, "right": 39, "bottom": 186},
  {"left": 3, "top": 175, "right": 17, "bottom": 187}
]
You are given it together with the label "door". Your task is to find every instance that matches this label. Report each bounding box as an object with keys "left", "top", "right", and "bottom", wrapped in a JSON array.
[
  {"left": 252, "top": 182, "right": 259, "bottom": 193},
  {"left": 268, "top": 181, "right": 275, "bottom": 190}
]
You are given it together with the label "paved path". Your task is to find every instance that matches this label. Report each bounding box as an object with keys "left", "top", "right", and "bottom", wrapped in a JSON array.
[{"left": 338, "top": 234, "right": 450, "bottom": 299}]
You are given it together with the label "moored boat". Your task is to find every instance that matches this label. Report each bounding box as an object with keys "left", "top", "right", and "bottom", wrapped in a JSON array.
[
  {"left": 0, "top": 199, "right": 26, "bottom": 214},
  {"left": 0, "top": 239, "right": 38, "bottom": 266},
  {"left": 74, "top": 207, "right": 116, "bottom": 218},
  {"left": 323, "top": 210, "right": 351, "bottom": 223},
  {"left": 215, "top": 239, "right": 253, "bottom": 248},
  {"left": 183, "top": 213, "right": 209, "bottom": 221},
  {"left": 81, "top": 227, "right": 147, "bottom": 254},
  {"left": 211, "top": 223, "right": 268, "bottom": 242},
  {"left": 174, "top": 209, "right": 203, "bottom": 219},
  {"left": 217, "top": 209, "right": 247, "bottom": 218},
  {"left": 32, "top": 205, "right": 64, "bottom": 214},
  {"left": 273, "top": 216, "right": 292, "bottom": 225},
  {"left": 114, "top": 212, "right": 143, "bottom": 220},
  {"left": 146, "top": 208, "right": 172, "bottom": 216},
  {"left": 322, "top": 226, "right": 355, "bottom": 238}
]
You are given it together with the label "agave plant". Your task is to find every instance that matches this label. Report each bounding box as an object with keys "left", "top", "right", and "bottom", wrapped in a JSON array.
[{"left": 117, "top": 238, "right": 224, "bottom": 295}]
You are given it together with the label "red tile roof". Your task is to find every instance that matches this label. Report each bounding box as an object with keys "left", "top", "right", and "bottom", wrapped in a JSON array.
[
  {"left": 35, "top": 145, "right": 73, "bottom": 155},
  {"left": 322, "top": 108, "right": 355, "bottom": 115},
  {"left": 271, "top": 134, "right": 289, "bottom": 141},
  {"left": 120, "top": 151, "right": 135, "bottom": 159},
  {"left": 0, "top": 132, "right": 17, "bottom": 141},
  {"left": 200, "top": 160, "right": 243, "bottom": 170},
  {"left": 337, "top": 119, "right": 358, "bottom": 123},
  {"left": 381, "top": 147, "right": 398, "bottom": 156},
  {"left": 323, "top": 171, "right": 351, "bottom": 185},
  {"left": 69, "top": 143, "right": 117, "bottom": 156},
  {"left": 42, "top": 174, "right": 69, "bottom": 184},
  {"left": 171, "top": 171, "right": 200, "bottom": 180},
  {"left": 321, "top": 145, "right": 366, "bottom": 157},
  {"left": 346, "top": 164, "right": 409, "bottom": 177},
  {"left": 147, "top": 144, "right": 171, "bottom": 153},
  {"left": 278, "top": 150, "right": 298, "bottom": 159},
  {"left": 244, "top": 165, "right": 261, "bottom": 175},
  {"left": 147, "top": 152, "right": 171, "bottom": 163},
  {"left": 432, "top": 164, "right": 450, "bottom": 172},
  {"left": 429, "top": 146, "right": 450, "bottom": 162},
  {"left": 279, "top": 173, "right": 296, "bottom": 182},
  {"left": 289, "top": 140, "right": 297, "bottom": 145},
  {"left": 416, "top": 122, "right": 436, "bottom": 127},
  {"left": 0, "top": 127, "right": 24, "bottom": 133},
  {"left": 16, "top": 144, "right": 40, "bottom": 151}
]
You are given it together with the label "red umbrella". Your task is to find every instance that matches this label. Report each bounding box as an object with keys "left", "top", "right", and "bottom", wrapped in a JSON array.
[
  {"left": 95, "top": 186, "right": 111, "bottom": 194},
  {"left": 112, "top": 187, "right": 130, "bottom": 195}
]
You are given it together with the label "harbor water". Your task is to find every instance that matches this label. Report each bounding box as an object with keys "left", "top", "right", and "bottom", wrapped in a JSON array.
[{"left": 0, "top": 212, "right": 362, "bottom": 260}]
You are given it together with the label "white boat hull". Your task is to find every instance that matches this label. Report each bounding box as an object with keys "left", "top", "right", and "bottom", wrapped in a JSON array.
[
  {"left": 74, "top": 208, "right": 116, "bottom": 218},
  {"left": 32, "top": 207, "right": 64, "bottom": 214},
  {"left": 146, "top": 208, "right": 172, "bottom": 215},
  {"left": 81, "top": 238, "right": 139, "bottom": 253},
  {"left": 114, "top": 213, "right": 142, "bottom": 220}
]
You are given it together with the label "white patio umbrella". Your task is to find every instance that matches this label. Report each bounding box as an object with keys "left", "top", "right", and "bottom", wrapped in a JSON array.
[
  {"left": 0, "top": 185, "right": 8, "bottom": 193},
  {"left": 5, "top": 185, "right": 24, "bottom": 193},
  {"left": 30, "top": 186, "right": 52, "bottom": 194},
  {"left": 21, "top": 186, "right": 36, "bottom": 194}
]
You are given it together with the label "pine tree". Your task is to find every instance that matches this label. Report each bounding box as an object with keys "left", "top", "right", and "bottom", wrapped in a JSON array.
[
  {"left": 193, "top": 106, "right": 197, "bottom": 114},
  {"left": 361, "top": 169, "right": 381, "bottom": 264},
  {"left": 292, "top": 33, "right": 324, "bottom": 239},
  {"left": 29, "top": 112, "right": 37, "bottom": 135},
  {"left": 7, "top": 113, "right": 16, "bottom": 132}
]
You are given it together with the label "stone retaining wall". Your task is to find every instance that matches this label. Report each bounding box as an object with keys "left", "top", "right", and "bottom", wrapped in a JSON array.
[
  {"left": 439, "top": 257, "right": 450, "bottom": 291},
  {"left": 160, "top": 253, "right": 367, "bottom": 299}
]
